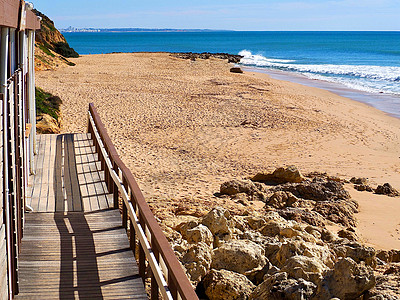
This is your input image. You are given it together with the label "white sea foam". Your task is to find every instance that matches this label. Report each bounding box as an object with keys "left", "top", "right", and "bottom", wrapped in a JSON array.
[{"left": 239, "top": 50, "right": 400, "bottom": 83}]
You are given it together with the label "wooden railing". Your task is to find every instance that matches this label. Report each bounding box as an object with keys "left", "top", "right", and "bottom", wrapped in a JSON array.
[{"left": 87, "top": 103, "right": 198, "bottom": 300}]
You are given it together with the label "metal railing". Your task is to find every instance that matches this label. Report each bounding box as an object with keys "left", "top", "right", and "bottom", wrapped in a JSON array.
[{"left": 87, "top": 103, "right": 198, "bottom": 300}]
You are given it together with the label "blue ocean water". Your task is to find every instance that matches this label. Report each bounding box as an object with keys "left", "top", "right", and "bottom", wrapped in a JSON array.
[{"left": 64, "top": 31, "right": 400, "bottom": 115}]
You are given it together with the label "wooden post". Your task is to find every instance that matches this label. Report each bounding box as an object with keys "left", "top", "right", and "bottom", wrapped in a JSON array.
[{"left": 113, "top": 163, "right": 119, "bottom": 209}]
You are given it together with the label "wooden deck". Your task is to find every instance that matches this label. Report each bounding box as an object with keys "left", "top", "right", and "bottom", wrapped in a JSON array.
[
  {"left": 16, "top": 134, "right": 148, "bottom": 299},
  {"left": 26, "top": 133, "right": 113, "bottom": 212}
]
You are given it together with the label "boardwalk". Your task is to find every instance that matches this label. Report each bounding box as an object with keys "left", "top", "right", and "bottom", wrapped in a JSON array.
[{"left": 16, "top": 134, "right": 147, "bottom": 299}]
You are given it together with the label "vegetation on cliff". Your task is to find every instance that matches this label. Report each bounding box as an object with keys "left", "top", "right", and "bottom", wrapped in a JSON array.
[
  {"left": 35, "top": 88, "right": 62, "bottom": 134},
  {"left": 33, "top": 9, "right": 78, "bottom": 70}
]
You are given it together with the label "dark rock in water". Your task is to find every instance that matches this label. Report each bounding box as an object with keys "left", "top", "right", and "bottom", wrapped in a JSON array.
[
  {"left": 230, "top": 67, "right": 243, "bottom": 73},
  {"left": 350, "top": 177, "right": 369, "bottom": 185},
  {"left": 354, "top": 184, "right": 374, "bottom": 192},
  {"left": 272, "top": 178, "right": 350, "bottom": 202},
  {"left": 170, "top": 52, "right": 243, "bottom": 63},
  {"left": 375, "top": 183, "right": 400, "bottom": 197}
]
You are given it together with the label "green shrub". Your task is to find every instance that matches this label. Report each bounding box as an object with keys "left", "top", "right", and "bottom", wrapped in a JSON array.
[
  {"left": 35, "top": 87, "right": 62, "bottom": 121},
  {"left": 38, "top": 44, "right": 55, "bottom": 57},
  {"left": 52, "top": 42, "right": 79, "bottom": 58}
]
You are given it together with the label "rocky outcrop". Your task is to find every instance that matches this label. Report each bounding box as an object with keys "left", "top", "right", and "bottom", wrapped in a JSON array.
[
  {"left": 252, "top": 165, "right": 306, "bottom": 184},
  {"left": 203, "top": 269, "right": 255, "bottom": 300},
  {"left": 375, "top": 183, "right": 400, "bottom": 197},
  {"left": 250, "top": 272, "right": 317, "bottom": 300},
  {"left": 166, "top": 167, "right": 386, "bottom": 298},
  {"left": 211, "top": 240, "right": 267, "bottom": 275},
  {"left": 181, "top": 242, "right": 212, "bottom": 284},
  {"left": 319, "top": 258, "right": 375, "bottom": 299},
  {"left": 170, "top": 52, "right": 243, "bottom": 63},
  {"left": 36, "top": 114, "right": 60, "bottom": 134}
]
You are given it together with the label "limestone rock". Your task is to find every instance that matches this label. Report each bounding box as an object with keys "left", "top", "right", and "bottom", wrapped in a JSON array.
[
  {"left": 275, "top": 240, "right": 336, "bottom": 269},
  {"left": 354, "top": 184, "right": 374, "bottom": 192},
  {"left": 220, "top": 179, "right": 267, "bottom": 202},
  {"left": 277, "top": 207, "right": 326, "bottom": 227},
  {"left": 375, "top": 183, "right": 400, "bottom": 197},
  {"left": 320, "top": 257, "right": 375, "bottom": 299},
  {"left": 350, "top": 177, "right": 368, "bottom": 185},
  {"left": 313, "top": 200, "right": 358, "bottom": 227},
  {"left": 252, "top": 165, "right": 306, "bottom": 184},
  {"left": 201, "top": 207, "right": 233, "bottom": 245},
  {"left": 338, "top": 228, "right": 358, "bottom": 242},
  {"left": 281, "top": 255, "right": 329, "bottom": 284},
  {"left": 181, "top": 242, "right": 212, "bottom": 284},
  {"left": 267, "top": 191, "right": 299, "bottom": 209},
  {"left": 183, "top": 224, "right": 213, "bottom": 246},
  {"left": 245, "top": 216, "right": 267, "bottom": 230},
  {"left": 36, "top": 114, "right": 60, "bottom": 134},
  {"left": 203, "top": 269, "right": 255, "bottom": 300},
  {"left": 250, "top": 272, "right": 317, "bottom": 300},
  {"left": 211, "top": 240, "right": 267, "bottom": 274},
  {"left": 273, "top": 179, "right": 350, "bottom": 202}
]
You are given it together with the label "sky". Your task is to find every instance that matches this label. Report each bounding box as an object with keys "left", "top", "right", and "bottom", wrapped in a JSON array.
[{"left": 34, "top": 0, "right": 400, "bottom": 31}]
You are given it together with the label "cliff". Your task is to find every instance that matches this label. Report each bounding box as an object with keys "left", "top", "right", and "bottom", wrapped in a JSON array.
[{"left": 33, "top": 9, "right": 79, "bottom": 71}]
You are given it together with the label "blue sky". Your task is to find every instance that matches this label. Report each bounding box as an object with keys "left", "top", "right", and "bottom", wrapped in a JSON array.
[{"left": 34, "top": 0, "right": 400, "bottom": 31}]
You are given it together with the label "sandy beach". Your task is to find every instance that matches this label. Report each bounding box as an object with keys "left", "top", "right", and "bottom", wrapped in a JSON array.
[{"left": 36, "top": 52, "right": 400, "bottom": 250}]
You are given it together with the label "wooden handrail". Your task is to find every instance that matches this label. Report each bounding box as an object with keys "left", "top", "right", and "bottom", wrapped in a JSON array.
[{"left": 88, "top": 103, "right": 198, "bottom": 300}]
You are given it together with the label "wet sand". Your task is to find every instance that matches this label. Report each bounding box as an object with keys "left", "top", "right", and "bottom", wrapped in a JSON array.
[{"left": 36, "top": 52, "right": 400, "bottom": 250}]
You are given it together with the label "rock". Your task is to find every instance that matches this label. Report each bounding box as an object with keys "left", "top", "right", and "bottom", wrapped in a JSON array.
[
  {"left": 250, "top": 272, "right": 317, "bottom": 300},
  {"left": 321, "top": 228, "right": 336, "bottom": 242},
  {"left": 273, "top": 178, "right": 350, "bottom": 202},
  {"left": 320, "top": 257, "right": 375, "bottom": 299},
  {"left": 260, "top": 221, "right": 283, "bottom": 237},
  {"left": 220, "top": 179, "right": 267, "bottom": 202},
  {"left": 252, "top": 165, "right": 306, "bottom": 184},
  {"left": 354, "top": 184, "right": 374, "bottom": 192},
  {"left": 350, "top": 177, "right": 369, "bottom": 185},
  {"left": 36, "top": 114, "right": 60, "bottom": 134},
  {"left": 375, "top": 183, "right": 400, "bottom": 197},
  {"left": 267, "top": 191, "right": 299, "bottom": 209},
  {"left": 275, "top": 240, "right": 336, "bottom": 269},
  {"left": 313, "top": 200, "right": 358, "bottom": 227},
  {"left": 203, "top": 269, "right": 255, "bottom": 300},
  {"left": 211, "top": 240, "right": 267, "bottom": 275},
  {"left": 181, "top": 242, "right": 212, "bottom": 285},
  {"left": 280, "top": 227, "right": 301, "bottom": 238},
  {"left": 230, "top": 67, "right": 243, "bottom": 73},
  {"left": 183, "top": 224, "right": 213, "bottom": 246},
  {"left": 245, "top": 216, "right": 267, "bottom": 230},
  {"left": 338, "top": 229, "right": 358, "bottom": 241},
  {"left": 171, "top": 52, "right": 243, "bottom": 63},
  {"left": 277, "top": 207, "right": 326, "bottom": 227},
  {"left": 281, "top": 255, "right": 329, "bottom": 284},
  {"left": 346, "top": 243, "right": 376, "bottom": 267},
  {"left": 201, "top": 207, "right": 233, "bottom": 246}
]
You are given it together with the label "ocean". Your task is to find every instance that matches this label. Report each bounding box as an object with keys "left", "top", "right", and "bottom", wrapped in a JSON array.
[{"left": 64, "top": 31, "right": 400, "bottom": 117}]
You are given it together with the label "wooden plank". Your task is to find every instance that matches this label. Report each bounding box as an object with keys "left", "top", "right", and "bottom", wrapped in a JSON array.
[
  {"left": 55, "top": 135, "right": 64, "bottom": 212},
  {"left": 16, "top": 210, "right": 147, "bottom": 299}
]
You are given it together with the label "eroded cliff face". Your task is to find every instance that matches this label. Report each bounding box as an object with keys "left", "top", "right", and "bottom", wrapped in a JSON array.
[{"left": 33, "top": 9, "right": 78, "bottom": 71}]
